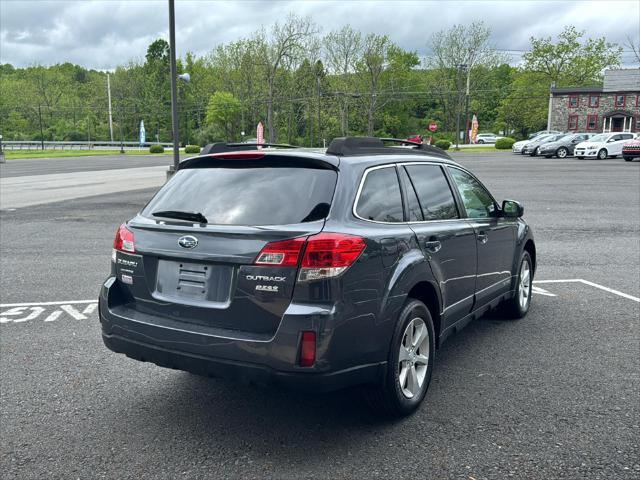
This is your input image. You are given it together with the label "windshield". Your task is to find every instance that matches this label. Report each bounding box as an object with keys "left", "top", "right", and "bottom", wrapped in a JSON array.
[
  {"left": 142, "top": 165, "right": 337, "bottom": 226},
  {"left": 557, "top": 134, "right": 575, "bottom": 142},
  {"left": 534, "top": 134, "right": 553, "bottom": 142},
  {"left": 587, "top": 134, "right": 609, "bottom": 143}
]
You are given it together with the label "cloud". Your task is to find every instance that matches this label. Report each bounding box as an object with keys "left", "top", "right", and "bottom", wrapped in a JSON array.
[{"left": 0, "top": 0, "right": 638, "bottom": 69}]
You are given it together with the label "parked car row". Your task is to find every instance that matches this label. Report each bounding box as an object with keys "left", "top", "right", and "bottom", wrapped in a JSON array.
[{"left": 512, "top": 131, "right": 638, "bottom": 160}]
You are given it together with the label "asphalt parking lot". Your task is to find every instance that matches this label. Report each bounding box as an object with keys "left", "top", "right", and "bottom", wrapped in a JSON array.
[{"left": 1, "top": 151, "right": 639, "bottom": 479}]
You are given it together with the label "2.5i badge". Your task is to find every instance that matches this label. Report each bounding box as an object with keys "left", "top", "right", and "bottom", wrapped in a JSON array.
[{"left": 255, "top": 285, "right": 279, "bottom": 292}]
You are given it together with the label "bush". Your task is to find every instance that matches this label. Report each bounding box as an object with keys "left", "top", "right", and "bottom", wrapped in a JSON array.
[
  {"left": 495, "top": 137, "right": 516, "bottom": 150},
  {"left": 435, "top": 140, "right": 451, "bottom": 151},
  {"left": 149, "top": 144, "right": 164, "bottom": 154},
  {"left": 184, "top": 145, "right": 201, "bottom": 154}
]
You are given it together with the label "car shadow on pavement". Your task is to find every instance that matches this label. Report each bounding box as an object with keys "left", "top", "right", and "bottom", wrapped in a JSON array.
[{"left": 92, "top": 310, "right": 524, "bottom": 469}]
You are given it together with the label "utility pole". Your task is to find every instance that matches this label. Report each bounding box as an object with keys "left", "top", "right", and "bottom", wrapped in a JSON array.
[
  {"left": 107, "top": 74, "right": 114, "bottom": 142},
  {"left": 316, "top": 75, "right": 321, "bottom": 147},
  {"left": 546, "top": 82, "right": 555, "bottom": 132},
  {"left": 168, "top": 0, "right": 180, "bottom": 173},
  {"left": 463, "top": 71, "right": 470, "bottom": 144},
  {"left": 38, "top": 105, "right": 44, "bottom": 150},
  {"left": 454, "top": 64, "right": 466, "bottom": 151}
]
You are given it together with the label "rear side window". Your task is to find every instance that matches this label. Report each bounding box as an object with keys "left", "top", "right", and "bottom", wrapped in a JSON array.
[
  {"left": 356, "top": 166, "right": 404, "bottom": 222},
  {"left": 142, "top": 165, "right": 337, "bottom": 226},
  {"left": 404, "top": 165, "right": 458, "bottom": 220}
]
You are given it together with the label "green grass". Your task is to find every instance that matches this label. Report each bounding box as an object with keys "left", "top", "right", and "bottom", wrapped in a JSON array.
[{"left": 4, "top": 149, "right": 174, "bottom": 160}]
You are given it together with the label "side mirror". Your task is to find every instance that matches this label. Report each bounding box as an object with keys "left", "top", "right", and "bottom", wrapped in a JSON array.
[
  {"left": 608, "top": 138, "right": 616, "bottom": 143},
  {"left": 502, "top": 200, "right": 524, "bottom": 218},
  {"left": 571, "top": 139, "right": 579, "bottom": 143}
]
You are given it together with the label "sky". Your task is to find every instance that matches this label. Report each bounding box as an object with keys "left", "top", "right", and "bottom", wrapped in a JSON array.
[{"left": 1, "top": 0, "right": 639, "bottom": 70}]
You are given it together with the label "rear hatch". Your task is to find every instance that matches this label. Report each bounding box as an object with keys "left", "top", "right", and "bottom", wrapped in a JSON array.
[{"left": 112, "top": 155, "right": 338, "bottom": 336}]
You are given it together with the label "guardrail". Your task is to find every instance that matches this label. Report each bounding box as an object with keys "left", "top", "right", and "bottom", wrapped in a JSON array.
[{"left": 1, "top": 141, "right": 174, "bottom": 151}]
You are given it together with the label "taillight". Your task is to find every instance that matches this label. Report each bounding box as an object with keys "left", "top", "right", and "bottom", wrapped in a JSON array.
[
  {"left": 299, "top": 232, "right": 365, "bottom": 281},
  {"left": 254, "top": 237, "right": 306, "bottom": 267},
  {"left": 299, "top": 331, "right": 316, "bottom": 367},
  {"left": 113, "top": 224, "right": 135, "bottom": 253},
  {"left": 254, "top": 233, "right": 365, "bottom": 281}
]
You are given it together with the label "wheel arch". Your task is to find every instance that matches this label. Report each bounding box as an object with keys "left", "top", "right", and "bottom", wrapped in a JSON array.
[
  {"left": 406, "top": 281, "right": 442, "bottom": 348},
  {"left": 524, "top": 239, "right": 536, "bottom": 274}
]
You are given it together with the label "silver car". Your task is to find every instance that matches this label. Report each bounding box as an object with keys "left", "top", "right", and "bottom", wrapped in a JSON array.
[{"left": 475, "top": 133, "right": 503, "bottom": 144}]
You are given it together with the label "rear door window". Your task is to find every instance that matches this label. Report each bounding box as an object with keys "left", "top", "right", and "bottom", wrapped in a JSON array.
[
  {"left": 404, "top": 165, "right": 459, "bottom": 221},
  {"left": 142, "top": 165, "right": 337, "bottom": 226},
  {"left": 356, "top": 166, "right": 404, "bottom": 222},
  {"left": 398, "top": 167, "right": 423, "bottom": 221}
]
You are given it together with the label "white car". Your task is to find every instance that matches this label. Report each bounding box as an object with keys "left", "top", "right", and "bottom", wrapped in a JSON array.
[
  {"left": 475, "top": 133, "right": 503, "bottom": 144},
  {"left": 574, "top": 132, "right": 636, "bottom": 160}
]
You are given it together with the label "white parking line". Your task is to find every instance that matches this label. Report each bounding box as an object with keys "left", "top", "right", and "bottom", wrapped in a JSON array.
[
  {"left": 0, "top": 299, "right": 96, "bottom": 307},
  {"left": 533, "top": 279, "right": 640, "bottom": 302},
  {"left": 0, "top": 279, "right": 637, "bottom": 325}
]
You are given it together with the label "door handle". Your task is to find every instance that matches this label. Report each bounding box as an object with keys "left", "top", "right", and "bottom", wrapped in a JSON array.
[
  {"left": 424, "top": 240, "right": 442, "bottom": 253},
  {"left": 477, "top": 232, "right": 488, "bottom": 244}
]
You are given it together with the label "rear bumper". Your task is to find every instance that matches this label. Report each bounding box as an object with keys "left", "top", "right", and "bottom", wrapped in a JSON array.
[
  {"left": 99, "top": 277, "right": 385, "bottom": 392},
  {"left": 102, "top": 332, "right": 384, "bottom": 392}
]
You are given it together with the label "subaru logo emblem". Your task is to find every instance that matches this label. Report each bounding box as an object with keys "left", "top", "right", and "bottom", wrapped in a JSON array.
[{"left": 178, "top": 235, "right": 198, "bottom": 249}]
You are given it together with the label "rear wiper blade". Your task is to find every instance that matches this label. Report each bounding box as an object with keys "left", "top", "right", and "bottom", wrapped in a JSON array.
[{"left": 152, "top": 210, "right": 208, "bottom": 223}]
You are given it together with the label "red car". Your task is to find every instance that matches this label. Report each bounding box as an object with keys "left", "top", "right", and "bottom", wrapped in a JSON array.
[{"left": 622, "top": 139, "right": 640, "bottom": 162}]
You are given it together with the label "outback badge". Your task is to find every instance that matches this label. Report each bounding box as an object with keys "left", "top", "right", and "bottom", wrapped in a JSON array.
[{"left": 178, "top": 235, "right": 198, "bottom": 249}]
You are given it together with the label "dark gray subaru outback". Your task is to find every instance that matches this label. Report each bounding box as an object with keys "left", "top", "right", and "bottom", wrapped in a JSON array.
[{"left": 100, "top": 137, "right": 535, "bottom": 417}]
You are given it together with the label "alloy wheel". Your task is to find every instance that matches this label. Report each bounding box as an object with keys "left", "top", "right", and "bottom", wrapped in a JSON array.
[
  {"left": 398, "top": 317, "right": 430, "bottom": 399},
  {"left": 557, "top": 148, "right": 567, "bottom": 158},
  {"left": 519, "top": 260, "right": 531, "bottom": 311}
]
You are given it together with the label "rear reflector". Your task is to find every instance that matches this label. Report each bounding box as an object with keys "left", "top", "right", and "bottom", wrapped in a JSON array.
[
  {"left": 299, "top": 331, "right": 316, "bottom": 367},
  {"left": 254, "top": 232, "right": 366, "bottom": 281},
  {"left": 113, "top": 224, "right": 135, "bottom": 253}
]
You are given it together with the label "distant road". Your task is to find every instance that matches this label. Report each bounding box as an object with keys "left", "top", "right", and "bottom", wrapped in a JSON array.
[
  {"left": 1, "top": 166, "right": 167, "bottom": 209},
  {"left": 0, "top": 154, "right": 179, "bottom": 178}
]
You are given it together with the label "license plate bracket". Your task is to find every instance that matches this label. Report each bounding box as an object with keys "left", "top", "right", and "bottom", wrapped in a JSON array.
[{"left": 155, "top": 259, "right": 233, "bottom": 305}]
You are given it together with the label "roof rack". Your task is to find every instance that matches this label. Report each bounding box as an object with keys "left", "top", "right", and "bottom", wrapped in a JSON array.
[
  {"left": 199, "top": 142, "right": 298, "bottom": 156},
  {"left": 326, "top": 137, "right": 451, "bottom": 159}
]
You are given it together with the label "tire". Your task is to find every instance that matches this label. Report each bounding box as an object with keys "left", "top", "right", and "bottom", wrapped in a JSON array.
[
  {"left": 501, "top": 251, "right": 533, "bottom": 319},
  {"left": 624, "top": 156, "right": 633, "bottom": 162},
  {"left": 556, "top": 147, "right": 568, "bottom": 158},
  {"left": 478, "top": 140, "right": 485, "bottom": 144},
  {"left": 544, "top": 155, "right": 552, "bottom": 158},
  {"left": 529, "top": 147, "right": 538, "bottom": 156},
  {"left": 364, "top": 299, "right": 435, "bottom": 418},
  {"left": 577, "top": 156, "right": 584, "bottom": 159},
  {"left": 597, "top": 149, "right": 608, "bottom": 160}
]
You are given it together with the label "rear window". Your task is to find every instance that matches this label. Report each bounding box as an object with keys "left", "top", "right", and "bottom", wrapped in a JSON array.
[{"left": 142, "top": 165, "right": 337, "bottom": 226}]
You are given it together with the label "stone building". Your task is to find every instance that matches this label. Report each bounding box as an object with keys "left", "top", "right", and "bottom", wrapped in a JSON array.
[{"left": 549, "top": 69, "right": 640, "bottom": 133}]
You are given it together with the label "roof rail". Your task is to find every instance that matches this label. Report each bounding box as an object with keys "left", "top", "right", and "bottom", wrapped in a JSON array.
[
  {"left": 199, "top": 142, "right": 299, "bottom": 156},
  {"left": 326, "top": 137, "right": 451, "bottom": 159}
]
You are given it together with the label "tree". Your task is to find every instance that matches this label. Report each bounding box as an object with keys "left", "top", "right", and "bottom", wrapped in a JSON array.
[
  {"left": 324, "top": 26, "right": 362, "bottom": 135},
  {"left": 523, "top": 26, "right": 622, "bottom": 86},
  {"left": 426, "top": 22, "right": 504, "bottom": 136},
  {"left": 205, "top": 91, "right": 242, "bottom": 141},
  {"left": 255, "top": 14, "right": 317, "bottom": 142},
  {"left": 498, "top": 71, "right": 548, "bottom": 138}
]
